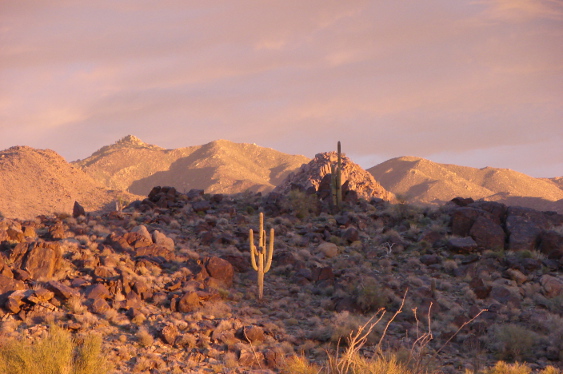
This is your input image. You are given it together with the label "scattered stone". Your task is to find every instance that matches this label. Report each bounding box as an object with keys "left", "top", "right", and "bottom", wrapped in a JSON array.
[
  {"left": 447, "top": 237, "right": 478, "bottom": 253},
  {"left": 73, "top": 201, "right": 86, "bottom": 217},
  {"left": 318, "top": 242, "right": 338, "bottom": 258}
]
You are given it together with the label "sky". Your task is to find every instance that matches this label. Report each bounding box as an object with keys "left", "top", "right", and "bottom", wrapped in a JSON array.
[{"left": 1, "top": 1, "right": 562, "bottom": 178}]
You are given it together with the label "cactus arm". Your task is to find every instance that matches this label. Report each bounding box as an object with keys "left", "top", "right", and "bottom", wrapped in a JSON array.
[
  {"left": 249, "top": 229, "right": 259, "bottom": 271},
  {"left": 264, "top": 228, "right": 274, "bottom": 273}
]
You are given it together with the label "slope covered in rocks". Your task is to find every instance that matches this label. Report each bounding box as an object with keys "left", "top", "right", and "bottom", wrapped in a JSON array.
[
  {"left": 368, "top": 156, "right": 563, "bottom": 213},
  {"left": 0, "top": 146, "right": 140, "bottom": 220},
  {"left": 74, "top": 136, "right": 310, "bottom": 196},
  {"left": 0, "top": 184, "right": 562, "bottom": 373}
]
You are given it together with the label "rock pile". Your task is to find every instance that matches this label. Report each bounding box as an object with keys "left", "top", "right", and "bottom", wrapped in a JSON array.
[{"left": 274, "top": 151, "right": 393, "bottom": 202}]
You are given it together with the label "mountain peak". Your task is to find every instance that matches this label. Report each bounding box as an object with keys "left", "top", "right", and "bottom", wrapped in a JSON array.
[{"left": 116, "top": 135, "right": 146, "bottom": 146}]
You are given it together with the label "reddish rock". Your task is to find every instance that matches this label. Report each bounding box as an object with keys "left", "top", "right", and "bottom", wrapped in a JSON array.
[
  {"left": 450, "top": 208, "right": 482, "bottom": 237},
  {"left": 135, "top": 245, "right": 173, "bottom": 261},
  {"left": 15, "top": 241, "right": 63, "bottom": 280},
  {"left": 132, "top": 280, "right": 153, "bottom": 300},
  {"left": 177, "top": 291, "right": 200, "bottom": 313},
  {"left": 123, "top": 232, "right": 153, "bottom": 249},
  {"left": 160, "top": 324, "right": 179, "bottom": 345},
  {"left": 469, "top": 201, "right": 507, "bottom": 224},
  {"left": 469, "top": 216, "right": 505, "bottom": 250},
  {"left": 90, "top": 297, "right": 111, "bottom": 314},
  {"left": 540, "top": 275, "right": 563, "bottom": 298},
  {"left": 470, "top": 278, "right": 491, "bottom": 299},
  {"left": 505, "top": 207, "right": 549, "bottom": 251},
  {"left": 311, "top": 265, "right": 334, "bottom": 282},
  {"left": 7, "top": 228, "right": 25, "bottom": 242},
  {"left": 539, "top": 230, "right": 563, "bottom": 259},
  {"left": 204, "top": 257, "right": 234, "bottom": 288},
  {"left": 26, "top": 288, "right": 54, "bottom": 304},
  {"left": 236, "top": 325, "right": 265, "bottom": 343},
  {"left": 46, "top": 280, "right": 80, "bottom": 299},
  {"left": 84, "top": 283, "right": 111, "bottom": 300},
  {"left": 5, "top": 290, "right": 27, "bottom": 313}
]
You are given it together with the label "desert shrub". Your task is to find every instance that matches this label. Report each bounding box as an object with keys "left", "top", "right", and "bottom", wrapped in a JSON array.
[
  {"left": 488, "top": 324, "right": 537, "bottom": 361},
  {"left": 136, "top": 326, "right": 154, "bottom": 347},
  {"left": 483, "top": 361, "right": 531, "bottom": 374},
  {"left": 286, "top": 190, "right": 319, "bottom": 219},
  {"left": 0, "top": 325, "right": 111, "bottom": 374},
  {"left": 355, "top": 277, "right": 389, "bottom": 313},
  {"left": 281, "top": 355, "right": 321, "bottom": 374}
]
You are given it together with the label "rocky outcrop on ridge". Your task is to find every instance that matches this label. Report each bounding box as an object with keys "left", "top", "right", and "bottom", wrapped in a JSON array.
[{"left": 274, "top": 151, "right": 393, "bottom": 202}]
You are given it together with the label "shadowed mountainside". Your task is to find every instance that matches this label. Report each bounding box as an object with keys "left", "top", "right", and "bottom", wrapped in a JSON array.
[
  {"left": 0, "top": 146, "right": 141, "bottom": 219},
  {"left": 74, "top": 136, "right": 310, "bottom": 196},
  {"left": 368, "top": 156, "right": 563, "bottom": 213}
]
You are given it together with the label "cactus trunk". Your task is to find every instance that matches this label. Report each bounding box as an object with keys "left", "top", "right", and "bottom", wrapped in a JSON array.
[{"left": 249, "top": 212, "right": 274, "bottom": 300}]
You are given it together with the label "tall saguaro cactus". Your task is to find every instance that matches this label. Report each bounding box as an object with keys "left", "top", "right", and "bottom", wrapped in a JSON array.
[
  {"left": 331, "top": 141, "right": 343, "bottom": 211},
  {"left": 249, "top": 212, "right": 274, "bottom": 299}
]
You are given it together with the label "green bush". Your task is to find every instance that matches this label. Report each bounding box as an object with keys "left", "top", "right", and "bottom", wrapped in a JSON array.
[
  {"left": 0, "top": 325, "right": 111, "bottom": 374},
  {"left": 490, "top": 324, "right": 537, "bottom": 361}
]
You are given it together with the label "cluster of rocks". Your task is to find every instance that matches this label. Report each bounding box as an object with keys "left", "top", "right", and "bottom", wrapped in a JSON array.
[
  {"left": 274, "top": 152, "right": 394, "bottom": 202},
  {"left": 0, "top": 186, "right": 562, "bottom": 372}
]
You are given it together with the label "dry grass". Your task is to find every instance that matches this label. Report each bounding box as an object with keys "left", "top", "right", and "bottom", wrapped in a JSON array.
[{"left": 0, "top": 324, "right": 111, "bottom": 374}]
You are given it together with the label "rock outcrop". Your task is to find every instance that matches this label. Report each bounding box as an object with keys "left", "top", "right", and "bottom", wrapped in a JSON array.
[{"left": 274, "top": 152, "right": 393, "bottom": 202}]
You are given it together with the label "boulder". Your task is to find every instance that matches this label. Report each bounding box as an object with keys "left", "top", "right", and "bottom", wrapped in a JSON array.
[
  {"left": 160, "top": 324, "right": 179, "bottom": 345},
  {"left": 540, "top": 275, "right": 563, "bottom": 298},
  {"left": 152, "top": 230, "right": 175, "bottom": 251},
  {"left": 469, "top": 216, "right": 505, "bottom": 250},
  {"left": 318, "top": 242, "right": 338, "bottom": 258},
  {"left": 505, "top": 206, "right": 549, "bottom": 251},
  {"left": 72, "top": 201, "right": 86, "bottom": 218},
  {"left": 177, "top": 291, "right": 201, "bottom": 313},
  {"left": 13, "top": 241, "right": 63, "bottom": 280},
  {"left": 539, "top": 230, "right": 563, "bottom": 259},
  {"left": 204, "top": 257, "right": 234, "bottom": 288},
  {"left": 447, "top": 237, "right": 478, "bottom": 253},
  {"left": 46, "top": 281, "right": 80, "bottom": 299},
  {"left": 236, "top": 325, "right": 265, "bottom": 343}
]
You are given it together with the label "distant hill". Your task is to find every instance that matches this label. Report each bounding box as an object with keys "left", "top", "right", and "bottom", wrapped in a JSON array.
[
  {"left": 368, "top": 156, "right": 563, "bottom": 213},
  {"left": 0, "top": 146, "right": 140, "bottom": 219},
  {"left": 74, "top": 135, "right": 310, "bottom": 196}
]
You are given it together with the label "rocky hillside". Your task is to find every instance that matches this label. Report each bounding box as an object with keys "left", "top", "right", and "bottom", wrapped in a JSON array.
[
  {"left": 368, "top": 156, "right": 563, "bottom": 213},
  {"left": 0, "top": 146, "right": 141, "bottom": 220},
  {"left": 0, "top": 185, "right": 562, "bottom": 373},
  {"left": 74, "top": 136, "right": 310, "bottom": 196}
]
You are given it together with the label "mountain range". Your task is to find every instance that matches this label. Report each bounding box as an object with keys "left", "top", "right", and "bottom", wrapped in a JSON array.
[{"left": 0, "top": 136, "right": 561, "bottom": 219}]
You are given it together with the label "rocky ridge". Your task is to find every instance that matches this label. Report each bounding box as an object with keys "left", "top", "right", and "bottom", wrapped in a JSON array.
[
  {"left": 0, "top": 184, "right": 562, "bottom": 373},
  {"left": 368, "top": 156, "right": 563, "bottom": 213},
  {"left": 74, "top": 136, "right": 310, "bottom": 196},
  {"left": 0, "top": 146, "right": 141, "bottom": 220}
]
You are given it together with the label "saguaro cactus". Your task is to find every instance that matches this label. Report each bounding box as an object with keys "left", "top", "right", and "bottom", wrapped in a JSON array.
[
  {"left": 331, "top": 141, "right": 343, "bottom": 211},
  {"left": 249, "top": 212, "right": 274, "bottom": 299}
]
